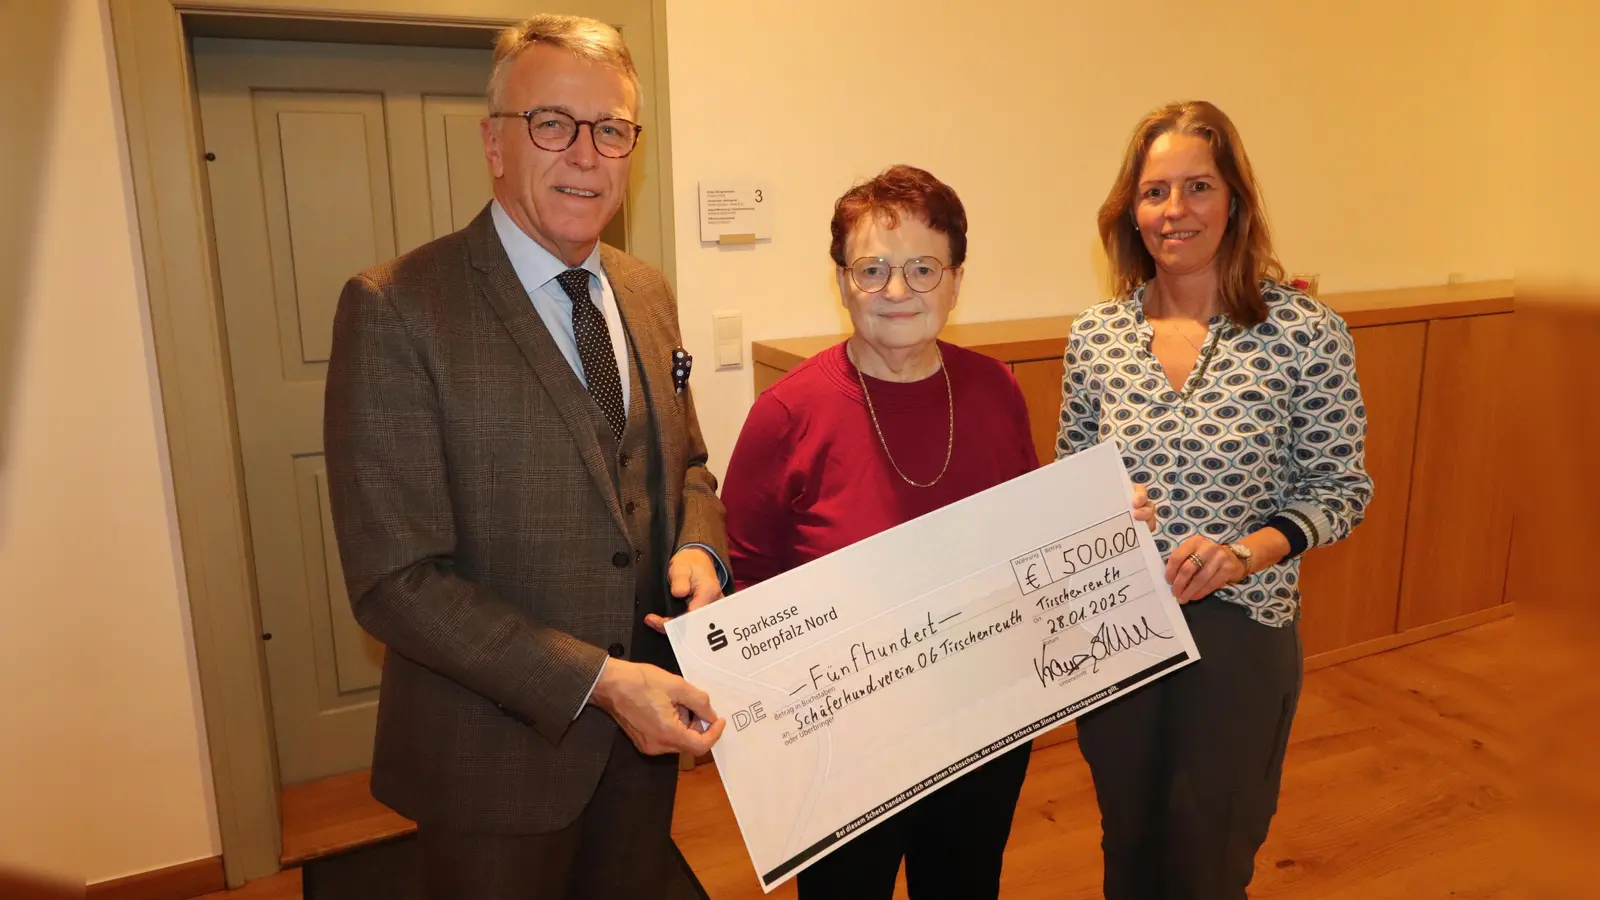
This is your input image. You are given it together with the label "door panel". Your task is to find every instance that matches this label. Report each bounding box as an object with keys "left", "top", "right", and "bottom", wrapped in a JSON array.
[
  {"left": 255, "top": 91, "right": 398, "bottom": 373},
  {"left": 422, "top": 94, "right": 494, "bottom": 237},
  {"left": 194, "top": 37, "right": 494, "bottom": 784},
  {"left": 295, "top": 457, "right": 383, "bottom": 699}
]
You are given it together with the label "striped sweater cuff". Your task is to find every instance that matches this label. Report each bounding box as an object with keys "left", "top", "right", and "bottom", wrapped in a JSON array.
[
  {"left": 1284, "top": 501, "right": 1338, "bottom": 549},
  {"left": 1264, "top": 514, "right": 1312, "bottom": 559}
]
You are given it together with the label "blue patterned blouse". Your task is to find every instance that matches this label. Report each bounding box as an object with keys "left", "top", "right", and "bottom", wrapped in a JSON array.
[{"left": 1054, "top": 281, "right": 1374, "bottom": 626}]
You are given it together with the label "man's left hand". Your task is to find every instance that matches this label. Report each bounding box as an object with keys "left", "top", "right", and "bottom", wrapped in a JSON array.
[{"left": 645, "top": 547, "right": 724, "bottom": 634}]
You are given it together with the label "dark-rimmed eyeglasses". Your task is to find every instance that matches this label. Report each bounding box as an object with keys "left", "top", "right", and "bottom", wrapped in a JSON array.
[
  {"left": 488, "top": 108, "right": 643, "bottom": 159},
  {"left": 845, "top": 256, "right": 957, "bottom": 293}
]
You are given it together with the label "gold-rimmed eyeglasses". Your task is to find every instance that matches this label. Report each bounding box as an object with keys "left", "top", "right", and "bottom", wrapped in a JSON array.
[{"left": 845, "top": 256, "right": 957, "bottom": 293}]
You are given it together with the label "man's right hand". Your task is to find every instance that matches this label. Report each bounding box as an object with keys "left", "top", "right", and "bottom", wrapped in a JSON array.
[{"left": 589, "top": 658, "right": 725, "bottom": 756}]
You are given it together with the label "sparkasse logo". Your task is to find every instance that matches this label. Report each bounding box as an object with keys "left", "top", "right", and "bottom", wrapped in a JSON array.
[{"left": 707, "top": 622, "right": 728, "bottom": 651}]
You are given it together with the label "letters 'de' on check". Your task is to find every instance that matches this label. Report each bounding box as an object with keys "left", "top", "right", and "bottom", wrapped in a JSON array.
[{"left": 666, "top": 440, "right": 1200, "bottom": 892}]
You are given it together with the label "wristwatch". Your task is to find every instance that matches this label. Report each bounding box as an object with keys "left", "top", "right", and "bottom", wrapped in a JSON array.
[{"left": 1227, "top": 542, "right": 1254, "bottom": 577}]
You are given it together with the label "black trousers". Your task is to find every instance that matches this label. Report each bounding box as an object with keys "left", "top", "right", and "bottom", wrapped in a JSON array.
[
  {"left": 1076, "top": 597, "right": 1303, "bottom": 900},
  {"left": 795, "top": 741, "right": 1032, "bottom": 900},
  {"left": 416, "top": 724, "right": 680, "bottom": 900}
]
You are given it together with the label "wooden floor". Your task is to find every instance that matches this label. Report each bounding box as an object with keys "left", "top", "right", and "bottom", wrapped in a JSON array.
[{"left": 204, "top": 619, "right": 1513, "bottom": 899}]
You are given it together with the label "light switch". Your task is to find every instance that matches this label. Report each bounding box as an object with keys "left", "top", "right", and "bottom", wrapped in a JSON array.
[{"left": 713, "top": 310, "right": 743, "bottom": 370}]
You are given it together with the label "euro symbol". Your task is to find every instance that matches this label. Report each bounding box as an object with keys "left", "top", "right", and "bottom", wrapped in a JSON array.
[{"left": 1025, "top": 564, "right": 1041, "bottom": 590}]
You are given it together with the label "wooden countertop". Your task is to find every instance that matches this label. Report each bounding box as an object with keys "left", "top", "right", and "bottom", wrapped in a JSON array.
[
  {"left": 751, "top": 279, "right": 1514, "bottom": 371},
  {"left": 1318, "top": 279, "right": 1515, "bottom": 324}
]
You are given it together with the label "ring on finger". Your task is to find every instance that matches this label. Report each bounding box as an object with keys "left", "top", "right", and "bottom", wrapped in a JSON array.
[{"left": 1187, "top": 552, "right": 1206, "bottom": 570}]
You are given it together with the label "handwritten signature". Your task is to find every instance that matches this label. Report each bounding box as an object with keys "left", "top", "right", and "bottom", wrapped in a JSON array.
[{"left": 1032, "top": 616, "right": 1174, "bottom": 688}]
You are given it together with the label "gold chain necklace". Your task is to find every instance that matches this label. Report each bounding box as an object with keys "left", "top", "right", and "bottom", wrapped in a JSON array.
[
  {"left": 1143, "top": 284, "right": 1223, "bottom": 404},
  {"left": 1155, "top": 318, "right": 1206, "bottom": 352},
  {"left": 1145, "top": 283, "right": 1208, "bottom": 352},
  {"left": 850, "top": 344, "right": 954, "bottom": 488}
]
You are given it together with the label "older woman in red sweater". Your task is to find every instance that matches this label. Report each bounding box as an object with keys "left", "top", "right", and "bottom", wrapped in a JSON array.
[{"left": 721, "top": 165, "right": 1152, "bottom": 900}]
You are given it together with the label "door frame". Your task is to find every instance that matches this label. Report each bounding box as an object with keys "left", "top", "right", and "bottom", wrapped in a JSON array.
[{"left": 105, "top": 0, "right": 677, "bottom": 886}]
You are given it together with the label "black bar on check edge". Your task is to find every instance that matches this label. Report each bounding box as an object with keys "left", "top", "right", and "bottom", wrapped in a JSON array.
[{"left": 760, "top": 651, "right": 1192, "bottom": 885}]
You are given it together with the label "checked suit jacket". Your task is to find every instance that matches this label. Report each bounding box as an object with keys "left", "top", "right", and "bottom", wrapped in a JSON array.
[{"left": 322, "top": 204, "right": 727, "bottom": 833}]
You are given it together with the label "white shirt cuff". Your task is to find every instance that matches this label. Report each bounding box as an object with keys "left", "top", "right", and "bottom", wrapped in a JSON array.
[{"left": 575, "top": 657, "right": 606, "bottom": 719}]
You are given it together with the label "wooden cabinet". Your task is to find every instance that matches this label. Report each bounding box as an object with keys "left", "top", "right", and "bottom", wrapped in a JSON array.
[
  {"left": 750, "top": 281, "right": 1517, "bottom": 676},
  {"left": 1296, "top": 323, "right": 1426, "bottom": 656},
  {"left": 1010, "top": 357, "right": 1066, "bottom": 465},
  {"left": 1396, "top": 313, "right": 1516, "bottom": 629}
]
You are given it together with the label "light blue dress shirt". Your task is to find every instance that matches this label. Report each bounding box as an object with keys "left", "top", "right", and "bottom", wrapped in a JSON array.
[
  {"left": 491, "top": 200, "right": 630, "bottom": 411},
  {"left": 489, "top": 200, "right": 729, "bottom": 715}
]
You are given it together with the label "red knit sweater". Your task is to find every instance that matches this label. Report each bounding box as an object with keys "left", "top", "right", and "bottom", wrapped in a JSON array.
[{"left": 722, "top": 340, "right": 1039, "bottom": 592}]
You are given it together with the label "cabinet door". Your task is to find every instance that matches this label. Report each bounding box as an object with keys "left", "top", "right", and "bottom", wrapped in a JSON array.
[
  {"left": 1396, "top": 313, "right": 1515, "bottom": 629},
  {"left": 1012, "top": 358, "right": 1067, "bottom": 465},
  {"left": 1298, "top": 323, "right": 1427, "bottom": 656}
]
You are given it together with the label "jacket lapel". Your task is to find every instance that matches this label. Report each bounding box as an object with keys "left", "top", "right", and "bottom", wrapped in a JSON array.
[{"left": 466, "top": 207, "right": 628, "bottom": 537}]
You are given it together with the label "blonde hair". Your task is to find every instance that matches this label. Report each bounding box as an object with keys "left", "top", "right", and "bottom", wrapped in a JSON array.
[
  {"left": 486, "top": 14, "right": 641, "bottom": 114},
  {"left": 1098, "top": 100, "right": 1284, "bottom": 326}
]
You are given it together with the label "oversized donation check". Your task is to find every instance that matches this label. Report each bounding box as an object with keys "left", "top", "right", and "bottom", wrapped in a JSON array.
[{"left": 665, "top": 440, "right": 1200, "bottom": 891}]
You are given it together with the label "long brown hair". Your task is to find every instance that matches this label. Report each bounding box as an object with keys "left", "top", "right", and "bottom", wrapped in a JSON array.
[{"left": 1098, "top": 100, "right": 1284, "bottom": 326}]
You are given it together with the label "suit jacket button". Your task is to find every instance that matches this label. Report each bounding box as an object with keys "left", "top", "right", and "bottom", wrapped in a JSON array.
[
  {"left": 619, "top": 453, "right": 631, "bottom": 468},
  {"left": 624, "top": 500, "right": 636, "bottom": 514},
  {"left": 634, "top": 549, "right": 643, "bottom": 562},
  {"left": 612, "top": 551, "right": 630, "bottom": 568},
  {"left": 608, "top": 643, "right": 626, "bottom": 658}
]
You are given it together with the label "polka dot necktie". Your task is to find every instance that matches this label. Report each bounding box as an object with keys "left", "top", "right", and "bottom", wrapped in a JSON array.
[{"left": 555, "top": 268, "right": 626, "bottom": 441}]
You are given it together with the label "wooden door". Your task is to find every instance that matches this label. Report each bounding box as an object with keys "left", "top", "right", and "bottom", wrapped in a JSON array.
[{"left": 195, "top": 36, "right": 547, "bottom": 784}]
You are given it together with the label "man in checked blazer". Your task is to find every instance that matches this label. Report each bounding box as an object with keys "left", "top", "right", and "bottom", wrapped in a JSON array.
[{"left": 323, "top": 14, "right": 729, "bottom": 899}]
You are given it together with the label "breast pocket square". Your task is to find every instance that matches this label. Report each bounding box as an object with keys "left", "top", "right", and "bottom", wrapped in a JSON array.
[{"left": 671, "top": 347, "right": 693, "bottom": 393}]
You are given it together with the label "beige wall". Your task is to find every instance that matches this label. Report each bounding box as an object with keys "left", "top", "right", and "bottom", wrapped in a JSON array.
[
  {"left": 1515, "top": 0, "right": 1592, "bottom": 289},
  {"left": 0, "top": 0, "right": 220, "bottom": 885},
  {"left": 662, "top": 0, "right": 1514, "bottom": 476}
]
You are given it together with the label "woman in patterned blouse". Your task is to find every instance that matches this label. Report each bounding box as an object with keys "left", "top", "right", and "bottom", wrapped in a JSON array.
[{"left": 1055, "top": 100, "right": 1374, "bottom": 899}]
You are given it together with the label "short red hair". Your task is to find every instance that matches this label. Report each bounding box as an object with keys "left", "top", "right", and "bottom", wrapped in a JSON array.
[{"left": 829, "top": 165, "right": 968, "bottom": 268}]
